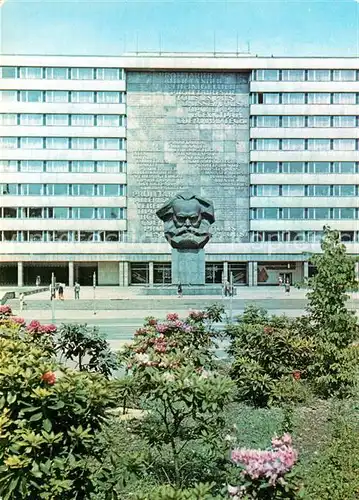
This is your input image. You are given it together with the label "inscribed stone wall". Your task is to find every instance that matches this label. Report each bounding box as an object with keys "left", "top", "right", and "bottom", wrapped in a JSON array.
[{"left": 126, "top": 71, "right": 250, "bottom": 243}]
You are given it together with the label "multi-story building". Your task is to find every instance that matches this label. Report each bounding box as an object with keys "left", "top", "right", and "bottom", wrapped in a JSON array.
[{"left": 1, "top": 54, "right": 359, "bottom": 287}]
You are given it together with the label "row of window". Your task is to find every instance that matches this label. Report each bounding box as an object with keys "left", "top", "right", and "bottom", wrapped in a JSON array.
[
  {"left": 1, "top": 183, "right": 126, "bottom": 197},
  {"left": 251, "top": 161, "right": 357, "bottom": 174},
  {"left": 129, "top": 262, "right": 247, "bottom": 285},
  {"left": 0, "top": 230, "right": 127, "bottom": 242},
  {"left": 252, "top": 69, "right": 359, "bottom": 82},
  {"left": 1, "top": 207, "right": 126, "bottom": 219},
  {"left": 252, "top": 138, "right": 359, "bottom": 151},
  {"left": 251, "top": 184, "right": 359, "bottom": 197},
  {"left": 250, "top": 230, "right": 358, "bottom": 242},
  {"left": 252, "top": 92, "right": 359, "bottom": 105},
  {"left": 1, "top": 90, "right": 124, "bottom": 104},
  {"left": 0, "top": 137, "right": 125, "bottom": 150},
  {"left": 0, "top": 113, "right": 125, "bottom": 127},
  {"left": 252, "top": 115, "right": 359, "bottom": 128},
  {"left": 0, "top": 160, "right": 126, "bottom": 174},
  {"left": 253, "top": 69, "right": 359, "bottom": 82},
  {"left": 251, "top": 207, "right": 358, "bottom": 219},
  {"left": 1, "top": 66, "right": 124, "bottom": 80}
]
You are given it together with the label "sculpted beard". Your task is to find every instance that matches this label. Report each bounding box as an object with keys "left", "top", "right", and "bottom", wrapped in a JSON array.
[{"left": 164, "top": 220, "right": 211, "bottom": 249}]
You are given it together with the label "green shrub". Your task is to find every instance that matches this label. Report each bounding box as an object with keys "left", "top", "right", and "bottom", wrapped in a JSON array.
[
  {"left": 270, "top": 376, "right": 313, "bottom": 407},
  {"left": 56, "top": 323, "right": 118, "bottom": 378},
  {"left": 0, "top": 324, "right": 118, "bottom": 499},
  {"left": 226, "top": 308, "right": 314, "bottom": 407},
  {"left": 304, "top": 227, "right": 359, "bottom": 398}
]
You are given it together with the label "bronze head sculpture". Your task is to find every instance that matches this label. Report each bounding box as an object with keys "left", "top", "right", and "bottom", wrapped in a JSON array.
[{"left": 156, "top": 191, "right": 215, "bottom": 249}]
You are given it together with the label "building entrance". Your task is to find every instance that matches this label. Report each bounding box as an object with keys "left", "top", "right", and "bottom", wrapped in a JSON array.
[{"left": 279, "top": 272, "right": 293, "bottom": 285}]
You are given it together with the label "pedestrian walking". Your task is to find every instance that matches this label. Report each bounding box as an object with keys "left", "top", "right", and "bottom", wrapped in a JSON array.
[
  {"left": 35, "top": 275, "right": 41, "bottom": 287},
  {"left": 278, "top": 276, "right": 283, "bottom": 287},
  {"left": 177, "top": 283, "right": 183, "bottom": 298},
  {"left": 74, "top": 281, "right": 80, "bottom": 300},
  {"left": 224, "top": 280, "right": 230, "bottom": 297},
  {"left": 58, "top": 284, "right": 64, "bottom": 301},
  {"left": 285, "top": 279, "right": 291, "bottom": 294},
  {"left": 49, "top": 283, "right": 55, "bottom": 301}
]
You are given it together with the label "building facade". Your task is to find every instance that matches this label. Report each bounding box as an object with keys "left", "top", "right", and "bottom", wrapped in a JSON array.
[{"left": 1, "top": 54, "right": 359, "bottom": 287}]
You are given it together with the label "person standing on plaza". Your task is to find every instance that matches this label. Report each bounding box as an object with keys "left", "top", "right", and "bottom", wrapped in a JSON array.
[
  {"left": 285, "top": 279, "right": 291, "bottom": 294},
  {"left": 74, "top": 282, "right": 80, "bottom": 300},
  {"left": 58, "top": 284, "right": 64, "bottom": 301},
  {"left": 35, "top": 275, "right": 41, "bottom": 287},
  {"left": 278, "top": 276, "right": 283, "bottom": 287},
  {"left": 177, "top": 283, "right": 183, "bottom": 298}
]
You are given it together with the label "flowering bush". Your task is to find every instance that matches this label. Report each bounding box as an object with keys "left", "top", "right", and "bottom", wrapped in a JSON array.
[
  {"left": 119, "top": 306, "right": 234, "bottom": 487},
  {"left": 26, "top": 319, "right": 57, "bottom": 335},
  {"left": 123, "top": 307, "right": 222, "bottom": 376},
  {"left": 0, "top": 324, "right": 117, "bottom": 499},
  {"left": 228, "top": 434, "right": 300, "bottom": 499},
  {"left": 0, "top": 305, "right": 12, "bottom": 318},
  {"left": 10, "top": 316, "right": 26, "bottom": 326}
]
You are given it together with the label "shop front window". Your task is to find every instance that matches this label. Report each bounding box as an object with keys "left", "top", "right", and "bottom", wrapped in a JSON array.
[
  {"left": 205, "top": 263, "right": 223, "bottom": 284},
  {"left": 153, "top": 263, "right": 171, "bottom": 284},
  {"left": 130, "top": 263, "right": 149, "bottom": 285},
  {"left": 228, "top": 263, "right": 247, "bottom": 284}
]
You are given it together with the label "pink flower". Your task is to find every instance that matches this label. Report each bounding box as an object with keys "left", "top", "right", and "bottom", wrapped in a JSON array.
[
  {"left": 26, "top": 320, "right": 41, "bottom": 333},
  {"left": 231, "top": 434, "right": 298, "bottom": 487},
  {"left": 156, "top": 323, "right": 168, "bottom": 334},
  {"left": 174, "top": 320, "right": 183, "bottom": 328},
  {"left": 166, "top": 312, "right": 179, "bottom": 321},
  {"left": 0, "top": 305, "right": 12, "bottom": 316},
  {"left": 26, "top": 320, "right": 56, "bottom": 335},
  {"left": 11, "top": 316, "right": 26, "bottom": 325},
  {"left": 45, "top": 324, "right": 57, "bottom": 333}
]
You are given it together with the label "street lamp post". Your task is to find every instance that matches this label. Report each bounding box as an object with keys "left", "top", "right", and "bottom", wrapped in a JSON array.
[
  {"left": 51, "top": 272, "right": 56, "bottom": 323},
  {"left": 93, "top": 271, "right": 96, "bottom": 315},
  {"left": 229, "top": 271, "right": 234, "bottom": 323}
]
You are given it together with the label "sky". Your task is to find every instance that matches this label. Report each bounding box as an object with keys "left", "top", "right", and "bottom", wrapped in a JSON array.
[{"left": 1, "top": 0, "right": 359, "bottom": 57}]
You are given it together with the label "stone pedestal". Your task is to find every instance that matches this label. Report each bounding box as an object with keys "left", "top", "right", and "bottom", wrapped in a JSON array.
[{"left": 172, "top": 248, "right": 205, "bottom": 285}]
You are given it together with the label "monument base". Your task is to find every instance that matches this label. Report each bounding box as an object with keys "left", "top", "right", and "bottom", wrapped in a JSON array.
[
  {"left": 143, "top": 285, "right": 222, "bottom": 296},
  {"left": 171, "top": 248, "right": 205, "bottom": 286}
]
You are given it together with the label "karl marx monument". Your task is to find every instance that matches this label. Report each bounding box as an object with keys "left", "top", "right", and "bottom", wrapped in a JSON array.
[{"left": 156, "top": 191, "right": 215, "bottom": 286}]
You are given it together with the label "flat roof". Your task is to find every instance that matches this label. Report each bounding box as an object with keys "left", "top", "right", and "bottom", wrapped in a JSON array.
[{"left": 3, "top": 53, "right": 359, "bottom": 70}]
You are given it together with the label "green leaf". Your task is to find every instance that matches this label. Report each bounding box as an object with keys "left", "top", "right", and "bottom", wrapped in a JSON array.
[
  {"left": 7, "top": 393, "right": 16, "bottom": 404},
  {"left": 43, "top": 418, "right": 52, "bottom": 432},
  {"left": 48, "top": 400, "right": 65, "bottom": 410},
  {"left": 29, "top": 412, "right": 43, "bottom": 422}
]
